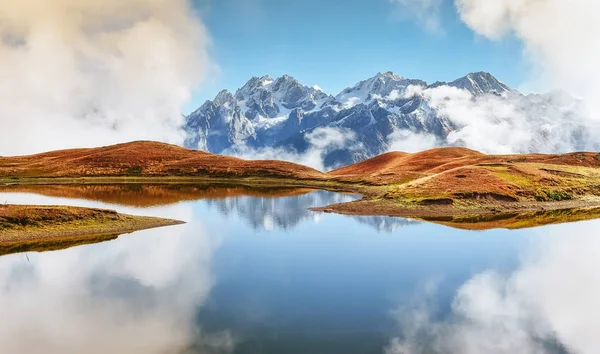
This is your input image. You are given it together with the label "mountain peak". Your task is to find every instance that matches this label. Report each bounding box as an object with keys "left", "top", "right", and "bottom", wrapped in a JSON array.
[
  {"left": 335, "top": 71, "right": 426, "bottom": 108},
  {"left": 278, "top": 74, "right": 295, "bottom": 81},
  {"left": 467, "top": 71, "right": 493, "bottom": 78},
  {"left": 375, "top": 71, "right": 405, "bottom": 81},
  {"left": 449, "top": 72, "right": 513, "bottom": 96},
  {"left": 213, "top": 89, "right": 235, "bottom": 106},
  {"left": 273, "top": 74, "right": 301, "bottom": 90},
  {"left": 237, "top": 75, "right": 276, "bottom": 96},
  {"left": 464, "top": 71, "right": 504, "bottom": 84}
]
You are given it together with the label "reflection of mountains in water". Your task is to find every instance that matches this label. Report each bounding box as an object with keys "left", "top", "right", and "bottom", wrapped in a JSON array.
[
  {"left": 351, "top": 215, "right": 420, "bottom": 233},
  {"left": 0, "top": 184, "right": 419, "bottom": 232},
  {"left": 205, "top": 190, "right": 419, "bottom": 232}
]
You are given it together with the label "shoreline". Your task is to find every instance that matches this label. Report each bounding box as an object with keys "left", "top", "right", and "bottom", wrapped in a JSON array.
[
  {"left": 0, "top": 204, "right": 184, "bottom": 256},
  {"left": 3, "top": 177, "right": 600, "bottom": 230},
  {"left": 3, "top": 141, "right": 600, "bottom": 230},
  {"left": 312, "top": 196, "right": 600, "bottom": 229}
]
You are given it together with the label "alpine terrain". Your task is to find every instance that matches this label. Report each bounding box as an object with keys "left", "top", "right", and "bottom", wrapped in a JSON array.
[{"left": 185, "top": 72, "right": 589, "bottom": 169}]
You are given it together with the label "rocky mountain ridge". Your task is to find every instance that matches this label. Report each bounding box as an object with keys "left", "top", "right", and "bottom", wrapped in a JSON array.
[{"left": 185, "top": 71, "right": 588, "bottom": 169}]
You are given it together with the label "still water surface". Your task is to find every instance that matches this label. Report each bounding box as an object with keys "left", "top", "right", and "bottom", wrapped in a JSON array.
[{"left": 0, "top": 186, "right": 596, "bottom": 353}]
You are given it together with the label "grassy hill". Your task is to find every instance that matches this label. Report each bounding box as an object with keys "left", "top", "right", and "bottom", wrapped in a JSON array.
[{"left": 3, "top": 141, "right": 600, "bottom": 226}]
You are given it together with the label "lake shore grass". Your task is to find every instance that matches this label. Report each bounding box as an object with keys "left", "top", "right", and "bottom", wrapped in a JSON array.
[
  {"left": 0, "top": 204, "right": 184, "bottom": 256},
  {"left": 4, "top": 141, "right": 600, "bottom": 230},
  {"left": 4, "top": 176, "right": 600, "bottom": 230}
]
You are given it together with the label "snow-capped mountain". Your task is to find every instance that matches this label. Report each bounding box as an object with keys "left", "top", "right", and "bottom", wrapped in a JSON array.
[
  {"left": 185, "top": 74, "right": 333, "bottom": 153},
  {"left": 185, "top": 71, "right": 591, "bottom": 169},
  {"left": 334, "top": 71, "right": 427, "bottom": 109},
  {"left": 430, "top": 71, "right": 515, "bottom": 96}
]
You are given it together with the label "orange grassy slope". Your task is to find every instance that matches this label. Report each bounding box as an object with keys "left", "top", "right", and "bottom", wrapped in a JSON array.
[
  {"left": 328, "top": 148, "right": 485, "bottom": 184},
  {"left": 0, "top": 141, "right": 325, "bottom": 180},
  {"left": 328, "top": 147, "right": 600, "bottom": 203},
  {"left": 328, "top": 147, "right": 600, "bottom": 183},
  {"left": 3, "top": 142, "right": 600, "bottom": 204}
]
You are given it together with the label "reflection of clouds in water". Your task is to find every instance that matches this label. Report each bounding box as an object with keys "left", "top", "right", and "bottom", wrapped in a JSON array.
[
  {"left": 0, "top": 193, "right": 232, "bottom": 353},
  {"left": 387, "top": 220, "right": 600, "bottom": 354}
]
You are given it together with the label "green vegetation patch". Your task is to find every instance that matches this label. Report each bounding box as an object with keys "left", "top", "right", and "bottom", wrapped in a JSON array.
[{"left": 543, "top": 189, "right": 573, "bottom": 201}]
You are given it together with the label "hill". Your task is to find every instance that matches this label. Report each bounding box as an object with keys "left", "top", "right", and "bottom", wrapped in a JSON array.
[
  {"left": 3, "top": 141, "right": 600, "bottom": 228},
  {"left": 0, "top": 204, "right": 183, "bottom": 256},
  {"left": 318, "top": 147, "right": 600, "bottom": 224},
  {"left": 328, "top": 148, "right": 484, "bottom": 184},
  {"left": 0, "top": 141, "right": 325, "bottom": 181}
]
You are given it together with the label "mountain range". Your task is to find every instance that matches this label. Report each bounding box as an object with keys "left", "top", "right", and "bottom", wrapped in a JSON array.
[{"left": 184, "top": 71, "right": 588, "bottom": 169}]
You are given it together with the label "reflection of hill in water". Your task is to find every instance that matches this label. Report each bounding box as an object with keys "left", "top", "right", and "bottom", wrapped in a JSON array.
[
  {"left": 0, "top": 184, "right": 316, "bottom": 207},
  {"left": 0, "top": 184, "right": 419, "bottom": 232},
  {"left": 205, "top": 190, "right": 419, "bottom": 232}
]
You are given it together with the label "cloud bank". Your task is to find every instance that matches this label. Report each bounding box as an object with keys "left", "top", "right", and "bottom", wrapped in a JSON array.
[
  {"left": 386, "top": 221, "right": 600, "bottom": 354},
  {"left": 455, "top": 0, "right": 600, "bottom": 151},
  {"left": 382, "top": 0, "right": 600, "bottom": 157},
  {"left": 392, "top": 0, "right": 600, "bottom": 106},
  {"left": 0, "top": 0, "right": 210, "bottom": 156},
  {"left": 0, "top": 193, "right": 233, "bottom": 354},
  {"left": 232, "top": 127, "right": 360, "bottom": 171},
  {"left": 457, "top": 0, "right": 600, "bottom": 102},
  {"left": 388, "top": 129, "right": 439, "bottom": 153},
  {"left": 399, "top": 84, "right": 596, "bottom": 154}
]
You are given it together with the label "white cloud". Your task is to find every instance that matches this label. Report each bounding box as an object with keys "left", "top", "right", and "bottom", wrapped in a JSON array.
[
  {"left": 388, "top": 129, "right": 439, "bottom": 153},
  {"left": 395, "top": 0, "right": 600, "bottom": 111},
  {"left": 455, "top": 0, "right": 600, "bottom": 119},
  {"left": 232, "top": 127, "right": 359, "bottom": 171},
  {"left": 386, "top": 89, "right": 404, "bottom": 101},
  {"left": 387, "top": 220, "right": 600, "bottom": 354},
  {"left": 394, "top": 0, "right": 600, "bottom": 148},
  {"left": 0, "top": 192, "right": 232, "bottom": 354},
  {"left": 0, "top": 0, "right": 211, "bottom": 156},
  {"left": 390, "top": 0, "right": 445, "bottom": 33},
  {"left": 401, "top": 84, "right": 598, "bottom": 154}
]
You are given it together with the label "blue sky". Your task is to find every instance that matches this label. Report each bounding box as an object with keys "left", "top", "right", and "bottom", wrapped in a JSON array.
[{"left": 186, "top": 0, "right": 527, "bottom": 113}]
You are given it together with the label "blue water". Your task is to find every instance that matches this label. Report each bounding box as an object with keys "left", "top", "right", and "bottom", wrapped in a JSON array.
[{"left": 0, "top": 189, "right": 594, "bottom": 354}]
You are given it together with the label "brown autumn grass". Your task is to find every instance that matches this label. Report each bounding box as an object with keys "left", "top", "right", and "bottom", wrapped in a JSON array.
[
  {"left": 0, "top": 141, "right": 324, "bottom": 180},
  {"left": 418, "top": 207, "right": 600, "bottom": 230},
  {"left": 3, "top": 141, "right": 600, "bottom": 229},
  {"left": 328, "top": 147, "right": 600, "bottom": 204},
  {"left": 0, "top": 184, "right": 317, "bottom": 207},
  {"left": 0, "top": 204, "right": 184, "bottom": 256}
]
